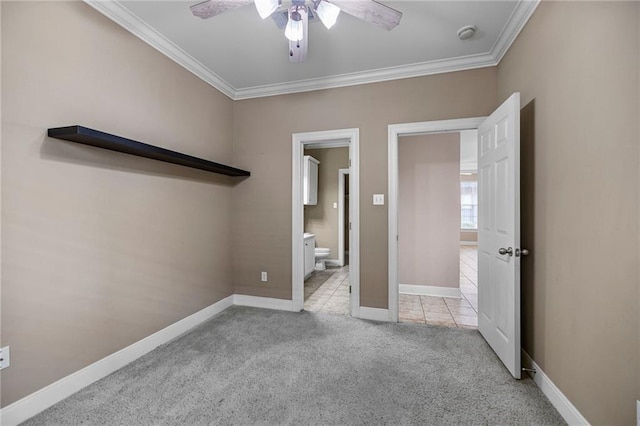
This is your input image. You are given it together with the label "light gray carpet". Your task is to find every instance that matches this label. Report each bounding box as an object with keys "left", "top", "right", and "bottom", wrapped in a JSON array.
[{"left": 23, "top": 307, "right": 565, "bottom": 425}]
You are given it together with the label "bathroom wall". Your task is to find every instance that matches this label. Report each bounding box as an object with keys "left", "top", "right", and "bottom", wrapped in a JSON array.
[
  {"left": 304, "top": 147, "right": 349, "bottom": 260},
  {"left": 398, "top": 133, "right": 460, "bottom": 289},
  {"left": 1, "top": 1, "right": 235, "bottom": 406}
]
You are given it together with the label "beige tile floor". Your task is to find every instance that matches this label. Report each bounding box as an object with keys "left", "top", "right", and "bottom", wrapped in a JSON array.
[
  {"left": 304, "top": 246, "right": 478, "bottom": 329},
  {"left": 303, "top": 265, "right": 350, "bottom": 315},
  {"left": 400, "top": 246, "right": 478, "bottom": 328}
]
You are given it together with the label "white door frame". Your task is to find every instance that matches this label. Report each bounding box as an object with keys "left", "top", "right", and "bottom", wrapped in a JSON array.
[
  {"left": 388, "top": 118, "right": 485, "bottom": 322},
  {"left": 338, "top": 168, "right": 349, "bottom": 267},
  {"left": 292, "top": 128, "right": 360, "bottom": 316}
]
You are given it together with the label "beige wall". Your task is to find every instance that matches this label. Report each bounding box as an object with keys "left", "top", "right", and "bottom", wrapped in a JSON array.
[
  {"left": 303, "top": 147, "right": 349, "bottom": 259},
  {"left": 398, "top": 133, "right": 460, "bottom": 288},
  {"left": 1, "top": 1, "right": 235, "bottom": 406},
  {"left": 232, "top": 68, "right": 497, "bottom": 306},
  {"left": 498, "top": 1, "right": 639, "bottom": 424}
]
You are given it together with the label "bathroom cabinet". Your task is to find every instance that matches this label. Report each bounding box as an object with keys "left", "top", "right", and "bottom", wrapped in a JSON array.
[
  {"left": 304, "top": 233, "right": 316, "bottom": 278},
  {"left": 303, "top": 155, "right": 319, "bottom": 205}
]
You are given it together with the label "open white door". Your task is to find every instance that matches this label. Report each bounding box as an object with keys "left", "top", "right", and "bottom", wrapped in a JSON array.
[{"left": 477, "top": 93, "right": 523, "bottom": 379}]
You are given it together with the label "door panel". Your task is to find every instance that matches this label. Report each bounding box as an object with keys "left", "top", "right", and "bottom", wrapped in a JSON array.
[{"left": 477, "top": 92, "right": 521, "bottom": 379}]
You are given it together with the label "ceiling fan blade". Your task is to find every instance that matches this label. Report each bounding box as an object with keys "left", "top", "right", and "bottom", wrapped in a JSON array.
[
  {"left": 190, "top": 0, "right": 253, "bottom": 19},
  {"left": 329, "top": 0, "right": 402, "bottom": 31}
]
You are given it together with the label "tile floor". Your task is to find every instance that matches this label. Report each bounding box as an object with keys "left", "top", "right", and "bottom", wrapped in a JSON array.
[
  {"left": 303, "top": 246, "right": 478, "bottom": 329},
  {"left": 303, "top": 265, "right": 351, "bottom": 315},
  {"left": 399, "top": 245, "right": 478, "bottom": 328}
]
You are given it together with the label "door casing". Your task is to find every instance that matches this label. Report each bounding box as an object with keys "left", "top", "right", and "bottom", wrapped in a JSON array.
[
  {"left": 292, "top": 129, "right": 360, "bottom": 316},
  {"left": 388, "top": 117, "right": 486, "bottom": 322}
]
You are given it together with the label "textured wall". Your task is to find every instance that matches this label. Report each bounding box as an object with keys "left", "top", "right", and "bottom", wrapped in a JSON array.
[
  {"left": 398, "top": 133, "right": 460, "bottom": 288},
  {"left": 497, "top": 1, "right": 639, "bottom": 423},
  {"left": 1, "top": 1, "right": 235, "bottom": 406},
  {"left": 304, "top": 147, "right": 349, "bottom": 260},
  {"left": 232, "top": 68, "right": 497, "bottom": 307}
]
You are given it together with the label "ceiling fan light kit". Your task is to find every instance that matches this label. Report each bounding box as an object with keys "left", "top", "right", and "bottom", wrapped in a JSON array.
[
  {"left": 314, "top": 0, "right": 340, "bottom": 29},
  {"left": 255, "top": 0, "right": 281, "bottom": 19},
  {"left": 285, "top": 4, "right": 305, "bottom": 41},
  {"left": 190, "top": 0, "right": 402, "bottom": 62}
]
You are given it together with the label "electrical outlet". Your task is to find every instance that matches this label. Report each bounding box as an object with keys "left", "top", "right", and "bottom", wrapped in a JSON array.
[
  {"left": 261, "top": 272, "right": 267, "bottom": 282},
  {"left": 373, "top": 194, "right": 385, "bottom": 205},
  {"left": 0, "top": 346, "right": 10, "bottom": 370}
]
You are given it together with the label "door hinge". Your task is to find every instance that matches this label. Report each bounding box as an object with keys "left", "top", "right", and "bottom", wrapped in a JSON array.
[
  {"left": 349, "top": 285, "right": 352, "bottom": 294},
  {"left": 349, "top": 159, "right": 351, "bottom": 167},
  {"left": 349, "top": 222, "right": 352, "bottom": 230}
]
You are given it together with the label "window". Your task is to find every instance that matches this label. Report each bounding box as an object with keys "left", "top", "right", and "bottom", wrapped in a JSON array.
[{"left": 461, "top": 180, "right": 477, "bottom": 230}]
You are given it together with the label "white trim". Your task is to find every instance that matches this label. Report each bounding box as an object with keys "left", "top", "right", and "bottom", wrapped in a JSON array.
[
  {"left": 521, "top": 350, "right": 590, "bottom": 426},
  {"left": 460, "top": 241, "right": 478, "bottom": 246},
  {"left": 234, "top": 53, "right": 496, "bottom": 100},
  {"left": 358, "top": 307, "right": 391, "bottom": 322},
  {"left": 491, "top": 0, "right": 540, "bottom": 63},
  {"left": 0, "top": 296, "right": 234, "bottom": 426},
  {"left": 233, "top": 294, "right": 297, "bottom": 312},
  {"left": 86, "top": 1, "right": 539, "bottom": 100},
  {"left": 399, "top": 284, "right": 461, "bottom": 299},
  {"left": 293, "top": 129, "right": 360, "bottom": 318},
  {"left": 338, "top": 168, "right": 350, "bottom": 267},
  {"left": 306, "top": 139, "right": 350, "bottom": 150},
  {"left": 83, "top": 0, "right": 235, "bottom": 99},
  {"left": 388, "top": 117, "right": 486, "bottom": 323}
]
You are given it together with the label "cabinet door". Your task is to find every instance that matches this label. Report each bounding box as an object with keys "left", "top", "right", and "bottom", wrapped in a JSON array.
[
  {"left": 304, "top": 239, "right": 316, "bottom": 276},
  {"left": 304, "top": 156, "right": 319, "bottom": 205}
]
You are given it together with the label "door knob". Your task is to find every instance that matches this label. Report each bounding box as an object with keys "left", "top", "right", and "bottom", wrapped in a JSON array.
[
  {"left": 498, "top": 247, "right": 513, "bottom": 256},
  {"left": 516, "top": 248, "right": 529, "bottom": 257}
]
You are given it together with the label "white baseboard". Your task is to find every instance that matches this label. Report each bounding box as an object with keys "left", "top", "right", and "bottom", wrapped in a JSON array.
[
  {"left": 399, "top": 284, "right": 461, "bottom": 299},
  {"left": 521, "top": 350, "right": 590, "bottom": 425},
  {"left": 325, "top": 259, "right": 341, "bottom": 267},
  {"left": 0, "top": 295, "right": 234, "bottom": 426},
  {"left": 358, "top": 307, "right": 390, "bottom": 322},
  {"left": 233, "top": 294, "right": 298, "bottom": 312},
  {"left": 460, "top": 241, "right": 478, "bottom": 246}
]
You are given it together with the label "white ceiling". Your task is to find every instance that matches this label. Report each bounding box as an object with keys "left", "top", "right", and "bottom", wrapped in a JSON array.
[{"left": 86, "top": 0, "right": 539, "bottom": 99}]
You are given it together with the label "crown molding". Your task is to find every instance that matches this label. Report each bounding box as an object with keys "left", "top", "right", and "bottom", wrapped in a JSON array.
[
  {"left": 233, "top": 52, "right": 497, "bottom": 100},
  {"left": 491, "top": 0, "right": 540, "bottom": 62},
  {"left": 85, "top": 0, "right": 540, "bottom": 101},
  {"left": 83, "top": 0, "right": 236, "bottom": 99}
]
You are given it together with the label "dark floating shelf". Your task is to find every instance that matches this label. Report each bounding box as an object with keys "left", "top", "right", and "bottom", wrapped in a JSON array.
[{"left": 47, "top": 126, "right": 250, "bottom": 177}]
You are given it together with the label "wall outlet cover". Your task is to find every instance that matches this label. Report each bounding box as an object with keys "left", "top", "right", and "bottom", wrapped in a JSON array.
[
  {"left": 373, "top": 194, "right": 385, "bottom": 205},
  {"left": 261, "top": 272, "right": 267, "bottom": 282}
]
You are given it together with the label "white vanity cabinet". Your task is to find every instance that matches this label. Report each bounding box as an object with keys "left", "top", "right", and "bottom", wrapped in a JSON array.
[
  {"left": 303, "top": 156, "right": 319, "bottom": 205},
  {"left": 304, "top": 233, "right": 316, "bottom": 278}
]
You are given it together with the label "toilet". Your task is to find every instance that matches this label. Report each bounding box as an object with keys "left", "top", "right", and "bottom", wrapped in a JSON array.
[{"left": 314, "top": 247, "right": 331, "bottom": 271}]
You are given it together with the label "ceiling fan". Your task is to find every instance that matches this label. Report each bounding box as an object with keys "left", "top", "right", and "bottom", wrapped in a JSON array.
[{"left": 190, "top": 0, "right": 403, "bottom": 63}]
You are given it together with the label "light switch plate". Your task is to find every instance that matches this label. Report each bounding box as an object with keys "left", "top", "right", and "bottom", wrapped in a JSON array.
[
  {"left": 373, "top": 194, "right": 385, "bottom": 205},
  {"left": 0, "top": 346, "right": 10, "bottom": 370}
]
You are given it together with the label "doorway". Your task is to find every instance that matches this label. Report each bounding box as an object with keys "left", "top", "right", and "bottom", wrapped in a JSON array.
[
  {"left": 395, "top": 131, "right": 479, "bottom": 327},
  {"left": 387, "top": 117, "right": 485, "bottom": 322},
  {"left": 292, "top": 128, "right": 360, "bottom": 317},
  {"left": 389, "top": 93, "right": 522, "bottom": 379}
]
